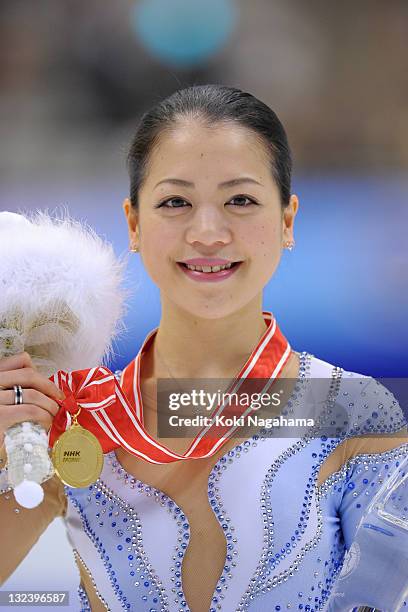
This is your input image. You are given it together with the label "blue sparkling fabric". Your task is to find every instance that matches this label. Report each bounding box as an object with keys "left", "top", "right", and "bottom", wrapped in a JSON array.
[{"left": 61, "top": 355, "right": 408, "bottom": 612}]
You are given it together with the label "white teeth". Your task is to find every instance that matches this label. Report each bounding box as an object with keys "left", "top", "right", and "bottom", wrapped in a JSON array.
[{"left": 184, "top": 262, "right": 234, "bottom": 272}]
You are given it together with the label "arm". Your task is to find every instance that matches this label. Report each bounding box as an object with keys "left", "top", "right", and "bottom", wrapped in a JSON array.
[
  {"left": 338, "top": 430, "right": 408, "bottom": 548},
  {"left": 327, "top": 378, "right": 408, "bottom": 611},
  {"left": 336, "top": 373, "right": 408, "bottom": 547}
]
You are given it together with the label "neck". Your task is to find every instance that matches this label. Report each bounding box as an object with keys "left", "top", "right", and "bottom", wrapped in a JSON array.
[{"left": 147, "top": 296, "right": 268, "bottom": 380}]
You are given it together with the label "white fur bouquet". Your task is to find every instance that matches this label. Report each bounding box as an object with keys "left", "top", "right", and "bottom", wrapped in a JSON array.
[{"left": 0, "top": 210, "right": 128, "bottom": 507}]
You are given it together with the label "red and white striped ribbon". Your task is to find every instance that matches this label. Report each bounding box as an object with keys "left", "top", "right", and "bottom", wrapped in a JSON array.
[{"left": 48, "top": 311, "right": 292, "bottom": 464}]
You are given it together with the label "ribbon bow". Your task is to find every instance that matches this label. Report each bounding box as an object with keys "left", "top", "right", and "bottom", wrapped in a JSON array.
[{"left": 48, "top": 366, "right": 128, "bottom": 453}]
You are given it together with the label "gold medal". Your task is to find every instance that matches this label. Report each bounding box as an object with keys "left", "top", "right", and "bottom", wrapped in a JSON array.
[{"left": 51, "top": 406, "right": 104, "bottom": 488}]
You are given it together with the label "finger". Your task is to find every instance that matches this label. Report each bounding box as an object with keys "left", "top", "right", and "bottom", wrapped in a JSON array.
[
  {"left": 0, "top": 369, "right": 65, "bottom": 402},
  {"left": 0, "top": 404, "right": 53, "bottom": 433},
  {"left": 0, "top": 390, "right": 13, "bottom": 403},
  {"left": 0, "top": 388, "right": 60, "bottom": 417},
  {"left": 0, "top": 352, "right": 34, "bottom": 372}
]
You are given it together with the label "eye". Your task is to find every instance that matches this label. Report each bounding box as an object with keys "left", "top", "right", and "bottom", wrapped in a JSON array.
[
  {"left": 155, "top": 194, "right": 258, "bottom": 209},
  {"left": 155, "top": 197, "right": 190, "bottom": 209},
  {"left": 227, "top": 195, "right": 258, "bottom": 207}
]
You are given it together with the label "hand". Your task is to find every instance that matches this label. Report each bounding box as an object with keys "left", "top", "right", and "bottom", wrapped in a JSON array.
[{"left": 0, "top": 352, "right": 65, "bottom": 449}]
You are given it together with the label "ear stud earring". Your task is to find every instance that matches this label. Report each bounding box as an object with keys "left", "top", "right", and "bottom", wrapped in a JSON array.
[
  {"left": 284, "top": 240, "right": 295, "bottom": 251},
  {"left": 129, "top": 245, "right": 139, "bottom": 253}
]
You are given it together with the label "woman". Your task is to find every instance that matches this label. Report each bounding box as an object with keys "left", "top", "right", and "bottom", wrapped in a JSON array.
[{"left": 1, "top": 84, "right": 407, "bottom": 611}]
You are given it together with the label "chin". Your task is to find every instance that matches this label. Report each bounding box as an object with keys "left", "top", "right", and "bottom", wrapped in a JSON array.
[{"left": 172, "top": 295, "right": 253, "bottom": 321}]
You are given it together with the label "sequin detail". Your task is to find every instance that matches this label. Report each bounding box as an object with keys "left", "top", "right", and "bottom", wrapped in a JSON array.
[
  {"left": 66, "top": 479, "right": 169, "bottom": 611},
  {"left": 236, "top": 353, "right": 343, "bottom": 609},
  {"left": 73, "top": 548, "right": 110, "bottom": 611},
  {"left": 78, "top": 584, "right": 92, "bottom": 612},
  {"left": 106, "top": 453, "right": 191, "bottom": 610},
  {"left": 108, "top": 353, "right": 313, "bottom": 611},
  {"left": 66, "top": 359, "right": 407, "bottom": 612},
  {"left": 237, "top": 366, "right": 408, "bottom": 609},
  {"left": 317, "top": 442, "right": 408, "bottom": 499}
]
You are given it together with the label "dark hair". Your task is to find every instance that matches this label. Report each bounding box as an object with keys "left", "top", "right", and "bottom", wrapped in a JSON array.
[{"left": 127, "top": 84, "right": 292, "bottom": 209}]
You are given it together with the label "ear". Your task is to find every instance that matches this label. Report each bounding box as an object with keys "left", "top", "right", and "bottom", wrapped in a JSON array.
[
  {"left": 282, "top": 194, "right": 299, "bottom": 242},
  {"left": 122, "top": 198, "right": 140, "bottom": 248}
]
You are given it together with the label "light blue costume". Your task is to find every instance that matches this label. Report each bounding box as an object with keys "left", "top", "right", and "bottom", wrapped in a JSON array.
[{"left": 59, "top": 352, "right": 408, "bottom": 611}]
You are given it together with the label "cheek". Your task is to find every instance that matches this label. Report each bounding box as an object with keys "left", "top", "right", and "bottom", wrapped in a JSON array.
[
  {"left": 140, "top": 218, "right": 179, "bottom": 269},
  {"left": 242, "top": 222, "right": 281, "bottom": 260}
]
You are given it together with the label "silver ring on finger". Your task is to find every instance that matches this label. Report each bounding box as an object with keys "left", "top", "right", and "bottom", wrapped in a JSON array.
[{"left": 13, "top": 385, "right": 23, "bottom": 405}]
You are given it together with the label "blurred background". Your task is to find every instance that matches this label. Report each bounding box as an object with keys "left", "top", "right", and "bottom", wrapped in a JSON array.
[{"left": 0, "top": 1, "right": 407, "bottom": 607}]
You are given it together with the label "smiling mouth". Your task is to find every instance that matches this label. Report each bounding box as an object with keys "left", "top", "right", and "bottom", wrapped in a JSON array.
[{"left": 177, "top": 261, "right": 242, "bottom": 273}]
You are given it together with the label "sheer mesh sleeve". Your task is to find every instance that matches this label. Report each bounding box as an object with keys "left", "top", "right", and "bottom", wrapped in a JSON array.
[
  {"left": 323, "top": 378, "right": 408, "bottom": 610},
  {"left": 337, "top": 375, "right": 408, "bottom": 546},
  {"left": 338, "top": 435, "right": 408, "bottom": 548}
]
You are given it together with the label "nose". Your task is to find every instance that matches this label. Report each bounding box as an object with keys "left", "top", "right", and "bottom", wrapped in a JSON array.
[{"left": 184, "top": 206, "right": 232, "bottom": 248}]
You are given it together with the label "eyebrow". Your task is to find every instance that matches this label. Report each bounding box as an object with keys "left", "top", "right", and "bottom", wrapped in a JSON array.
[{"left": 154, "top": 177, "right": 263, "bottom": 189}]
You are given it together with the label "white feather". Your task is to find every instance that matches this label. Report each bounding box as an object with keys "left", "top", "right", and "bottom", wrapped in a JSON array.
[{"left": 0, "top": 209, "right": 129, "bottom": 375}]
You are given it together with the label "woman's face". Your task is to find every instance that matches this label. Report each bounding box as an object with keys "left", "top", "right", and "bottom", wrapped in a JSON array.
[{"left": 123, "top": 121, "right": 298, "bottom": 319}]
